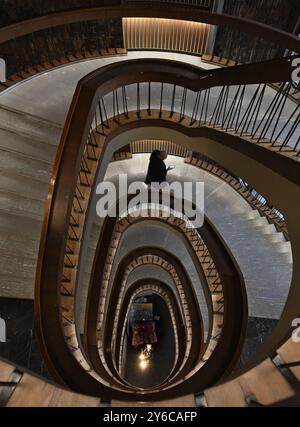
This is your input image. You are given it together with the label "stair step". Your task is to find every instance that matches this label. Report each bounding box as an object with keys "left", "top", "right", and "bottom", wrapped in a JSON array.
[
  {"left": 0, "top": 127, "right": 56, "bottom": 163},
  {"left": 0, "top": 104, "right": 62, "bottom": 145},
  {"left": 0, "top": 274, "right": 34, "bottom": 299},
  {"left": 0, "top": 190, "right": 45, "bottom": 221},
  {"left": 0, "top": 149, "right": 52, "bottom": 183},
  {"left": 0, "top": 171, "right": 49, "bottom": 201},
  {"left": 266, "top": 232, "right": 286, "bottom": 243},
  {"left": 0, "top": 237, "right": 39, "bottom": 259},
  {"left": 0, "top": 210, "right": 42, "bottom": 238},
  {"left": 274, "top": 241, "right": 292, "bottom": 254}
]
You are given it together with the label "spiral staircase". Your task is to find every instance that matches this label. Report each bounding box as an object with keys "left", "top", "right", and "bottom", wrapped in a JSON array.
[{"left": 0, "top": 0, "right": 300, "bottom": 408}]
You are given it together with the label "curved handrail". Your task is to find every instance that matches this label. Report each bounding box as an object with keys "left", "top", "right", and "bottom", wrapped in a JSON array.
[
  {"left": 83, "top": 216, "right": 199, "bottom": 388},
  {"left": 202, "top": 54, "right": 300, "bottom": 105},
  {"left": 84, "top": 206, "right": 225, "bottom": 388},
  {"left": 118, "top": 221, "right": 248, "bottom": 397},
  {"left": 1, "top": 4, "right": 300, "bottom": 54},
  {"left": 89, "top": 214, "right": 247, "bottom": 395},
  {"left": 35, "top": 57, "right": 297, "bottom": 399},
  {"left": 92, "top": 205, "right": 214, "bottom": 337},
  {"left": 1, "top": 344, "right": 300, "bottom": 407},
  {"left": 99, "top": 245, "right": 204, "bottom": 390},
  {"left": 124, "top": 139, "right": 289, "bottom": 239},
  {"left": 84, "top": 248, "right": 191, "bottom": 390},
  {"left": 102, "top": 247, "right": 204, "bottom": 391},
  {"left": 104, "top": 252, "right": 196, "bottom": 382},
  {"left": 102, "top": 114, "right": 299, "bottom": 375}
]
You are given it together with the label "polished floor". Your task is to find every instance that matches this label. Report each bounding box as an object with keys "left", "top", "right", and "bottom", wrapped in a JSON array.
[{"left": 124, "top": 293, "right": 176, "bottom": 389}]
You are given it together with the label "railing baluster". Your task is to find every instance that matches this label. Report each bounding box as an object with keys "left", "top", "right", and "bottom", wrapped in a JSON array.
[
  {"left": 169, "top": 84, "right": 176, "bottom": 118},
  {"left": 122, "top": 86, "right": 129, "bottom": 119},
  {"left": 190, "top": 91, "right": 201, "bottom": 125},
  {"left": 179, "top": 87, "right": 187, "bottom": 121},
  {"left": 198, "top": 89, "right": 207, "bottom": 125},
  {"left": 223, "top": 85, "right": 241, "bottom": 131},
  {"left": 204, "top": 89, "right": 211, "bottom": 123},
  {"left": 113, "top": 89, "right": 120, "bottom": 123},
  {"left": 253, "top": 82, "right": 285, "bottom": 142},
  {"left": 269, "top": 83, "right": 292, "bottom": 144},
  {"left": 148, "top": 82, "right": 151, "bottom": 116},
  {"left": 233, "top": 85, "right": 246, "bottom": 131},
  {"left": 238, "top": 84, "right": 261, "bottom": 136},
  {"left": 159, "top": 82, "right": 164, "bottom": 118},
  {"left": 209, "top": 87, "right": 225, "bottom": 127},
  {"left": 272, "top": 103, "right": 300, "bottom": 149},
  {"left": 136, "top": 83, "right": 140, "bottom": 118},
  {"left": 101, "top": 97, "right": 109, "bottom": 128},
  {"left": 249, "top": 84, "right": 267, "bottom": 137},
  {"left": 293, "top": 135, "right": 300, "bottom": 154},
  {"left": 220, "top": 86, "right": 230, "bottom": 128},
  {"left": 278, "top": 112, "right": 300, "bottom": 151},
  {"left": 75, "top": 184, "right": 84, "bottom": 200}
]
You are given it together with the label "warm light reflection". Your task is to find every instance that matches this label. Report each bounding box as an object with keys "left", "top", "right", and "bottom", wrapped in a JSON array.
[
  {"left": 139, "top": 353, "right": 146, "bottom": 361},
  {"left": 138, "top": 345, "right": 153, "bottom": 370},
  {"left": 139, "top": 359, "right": 149, "bottom": 370},
  {"left": 123, "top": 17, "right": 210, "bottom": 55}
]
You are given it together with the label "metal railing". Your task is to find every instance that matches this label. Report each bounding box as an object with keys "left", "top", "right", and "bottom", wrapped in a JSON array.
[
  {"left": 123, "top": 17, "right": 210, "bottom": 55},
  {"left": 130, "top": 139, "right": 190, "bottom": 157},
  {"left": 95, "top": 210, "right": 224, "bottom": 387},
  {"left": 100, "top": 80, "right": 300, "bottom": 156},
  {"left": 35, "top": 57, "right": 295, "bottom": 399}
]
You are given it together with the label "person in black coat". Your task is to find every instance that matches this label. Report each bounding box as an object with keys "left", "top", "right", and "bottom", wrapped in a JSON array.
[{"left": 145, "top": 150, "right": 171, "bottom": 185}]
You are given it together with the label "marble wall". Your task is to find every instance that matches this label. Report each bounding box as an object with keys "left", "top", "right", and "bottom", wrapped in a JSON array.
[
  {"left": 0, "top": 1, "right": 120, "bottom": 27},
  {"left": 0, "top": 19, "right": 124, "bottom": 76},
  {"left": 214, "top": 0, "right": 300, "bottom": 63},
  {"left": 236, "top": 316, "right": 278, "bottom": 370}
]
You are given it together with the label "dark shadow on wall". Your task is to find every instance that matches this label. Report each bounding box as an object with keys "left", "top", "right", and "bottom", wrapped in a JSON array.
[
  {"left": 0, "top": 297, "right": 52, "bottom": 380},
  {"left": 235, "top": 316, "right": 278, "bottom": 370},
  {"left": 0, "top": 19, "right": 123, "bottom": 77},
  {"left": 0, "top": 1, "right": 121, "bottom": 27},
  {"left": 214, "top": 0, "right": 300, "bottom": 63}
]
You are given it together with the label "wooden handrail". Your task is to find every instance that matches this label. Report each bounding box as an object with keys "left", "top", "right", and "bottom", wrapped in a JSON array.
[
  {"left": 0, "top": 4, "right": 300, "bottom": 53},
  {"left": 201, "top": 54, "right": 300, "bottom": 106},
  {"left": 85, "top": 207, "right": 227, "bottom": 389},
  {"left": 94, "top": 208, "right": 214, "bottom": 339},
  {"left": 125, "top": 140, "right": 289, "bottom": 240},
  {"left": 101, "top": 246, "right": 205, "bottom": 392},
  {"left": 35, "top": 58, "right": 298, "bottom": 400},
  {"left": 100, "top": 233, "right": 246, "bottom": 397},
  {"left": 109, "top": 254, "right": 195, "bottom": 381},
  {"left": 83, "top": 217, "right": 196, "bottom": 390},
  {"left": 89, "top": 111, "right": 299, "bottom": 375},
  {"left": 0, "top": 358, "right": 103, "bottom": 407},
  {"left": 1, "top": 343, "right": 299, "bottom": 407},
  {"left": 84, "top": 212, "right": 206, "bottom": 391}
]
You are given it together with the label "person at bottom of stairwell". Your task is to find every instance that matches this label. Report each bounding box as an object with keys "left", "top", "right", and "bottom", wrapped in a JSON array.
[{"left": 144, "top": 150, "right": 172, "bottom": 185}]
